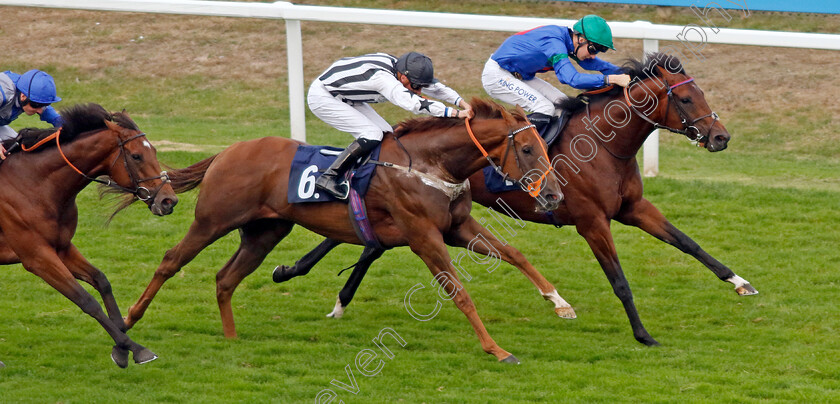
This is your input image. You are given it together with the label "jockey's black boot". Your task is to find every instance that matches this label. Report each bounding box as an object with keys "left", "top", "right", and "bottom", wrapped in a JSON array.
[
  {"left": 315, "top": 137, "right": 379, "bottom": 200},
  {"left": 527, "top": 112, "right": 562, "bottom": 146},
  {"left": 528, "top": 112, "right": 553, "bottom": 135}
]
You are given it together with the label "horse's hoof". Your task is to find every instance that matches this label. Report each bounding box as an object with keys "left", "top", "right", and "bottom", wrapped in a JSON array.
[
  {"left": 133, "top": 348, "right": 159, "bottom": 365},
  {"left": 0, "top": 360, "right": 6, "bottom": 368},
  {"left": 272, "top": 265, "right": 294, "bottom": 283},
  {"left": 555, "top": 306, "right": 576, "bottom": 319},
  {"left": 636, "top": 336, "right": 660, "bottom": 347},
  {"left": 111, "top": 346, "right": 129, "bottom": 369},
  {"left": 736, "top": 283, "right": 758, "bottom": 296},
  {"left": 500, "top": 354, "right": 520, "bottom": 364}
]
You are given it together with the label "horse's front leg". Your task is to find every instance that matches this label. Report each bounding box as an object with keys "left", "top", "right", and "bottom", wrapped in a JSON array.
[
  {"left": 617, "top": 197, "right": 757, "bottom": 295},
  {"left": 19, "top": 250, "right": 157, "bottom": 367},
  {"left": 125, "top": 219, "right": 222, "bottom": 330},
  {"left": 576, "top": 217, "right": 659, "bottom": 346},
  {"left": 406, "top": 225, "right": 517, "bottom": 363},
  {"left": 444, "top": 216, "right": 575, "bottom": 319},
  {"left": 62, "top": 244, "right": 127, "bottom": 331}
]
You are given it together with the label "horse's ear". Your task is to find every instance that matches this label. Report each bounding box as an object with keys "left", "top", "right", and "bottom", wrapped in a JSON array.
[
  {"left": 514, "top": 105, "right": 528, "bottom": 119},
  {"left": 104, "top": 118, "right": 122, "bottom": 132},
  {"left": 499, "top": 104, "right": 517, "bottom": 125}
]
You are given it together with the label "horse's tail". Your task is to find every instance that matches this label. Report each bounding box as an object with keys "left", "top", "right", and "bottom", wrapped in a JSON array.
[{"left": 168, "top": 154, "right": 218, "bottom": 193}]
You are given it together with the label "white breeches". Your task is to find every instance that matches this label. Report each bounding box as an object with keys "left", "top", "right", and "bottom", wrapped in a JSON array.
[
  {"left": 307, "top": 81, "right": 391, "bottom": 141},
  {"left": 0, "top": 125, "right": 17, "bottom": 141},
  {"left": 481, "top": 58, "right": 569, "bottom": 115}
]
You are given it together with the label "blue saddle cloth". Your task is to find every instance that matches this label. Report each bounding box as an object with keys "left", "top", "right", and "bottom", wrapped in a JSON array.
[
  {"left": 288, "top": 144, "right": 381, "bottom": 203},
  {"left": 483, "top": 167, "right": 521, "bottom": 193}
]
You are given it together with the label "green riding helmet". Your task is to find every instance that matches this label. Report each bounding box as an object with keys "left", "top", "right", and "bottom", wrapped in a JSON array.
[{"left": 573, "top": 15, "right": 616, "bottom": 51}]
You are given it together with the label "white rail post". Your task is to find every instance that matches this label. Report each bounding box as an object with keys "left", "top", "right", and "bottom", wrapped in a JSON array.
[
  {"left": 285, "top": 18, "right": 306, "bottom": 141},
  {"left": 642, "top": 38, "right": 659, "bottom": 177}
]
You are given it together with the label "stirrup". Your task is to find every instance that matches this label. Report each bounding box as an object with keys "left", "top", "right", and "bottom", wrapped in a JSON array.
[{"left": 316, "top": 177, "right": 350, "bottom": 200}]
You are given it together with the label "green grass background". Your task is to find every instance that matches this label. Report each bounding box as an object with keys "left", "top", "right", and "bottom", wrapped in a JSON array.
[{"left": 1, "top": 1, "right": 839, "bottom": 403}]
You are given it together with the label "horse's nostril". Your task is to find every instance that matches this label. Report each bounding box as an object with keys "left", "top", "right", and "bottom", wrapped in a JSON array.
[{"left": 161, "top": 198, "right": 177, "bottom": 212}]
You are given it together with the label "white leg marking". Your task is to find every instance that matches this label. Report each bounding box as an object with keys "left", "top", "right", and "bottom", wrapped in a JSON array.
[
  {"left": 726, "top": 275, "right": 749, "bottom": 288},
  {"left": 542, "top": 289, "right": 571, "bottom": 309},
  {"left": 543, "top": 289, "right": 576, "bottom": 319},
  {"left": 326, "top": 297, "right": 345, "bottom": 318}
]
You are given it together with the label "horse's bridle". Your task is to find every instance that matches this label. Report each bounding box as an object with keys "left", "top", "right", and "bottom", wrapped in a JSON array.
[
  {"left": 54, "top": 128, "right": 170, "bottom": 201},
  {"left": 624, "top": 76, "right": 719, "bottom": 147},
  {"left": 465, "top": 117, "right": 551, "bottom": 198}
]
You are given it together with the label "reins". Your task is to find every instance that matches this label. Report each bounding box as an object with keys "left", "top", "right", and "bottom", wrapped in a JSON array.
[
  {"left": 464, "top": 116, "right": 550, "bottom": 198},
  {"left": 20, "top": 127, "right": 170, "bottom": 201}
]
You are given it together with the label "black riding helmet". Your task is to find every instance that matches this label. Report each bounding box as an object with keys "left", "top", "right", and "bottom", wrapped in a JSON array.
[{"left": 395, "top": 52, "right": 435, "bottom": 86}]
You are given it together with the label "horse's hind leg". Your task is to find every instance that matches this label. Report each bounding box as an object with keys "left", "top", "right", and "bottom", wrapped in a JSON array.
[
  {"left": 445, "top": 216, "right": 576, "bottom": 319},
  {"left": 63, "top": 244, "right": 127, "bottom": 331},
  {"left": 617, "top": 198, "right": 757, "bottom": 295},
  {"left": 272, "top": 237, "right": 342, "bottom": 283},
  {"left": 23, "top": 256, "right": 156, "bottom": 367},
  {"left": 125, "top": 219, "right": 229, "bottom": 330},
  {"left": 216, "top": 219, "right": 294, "bottom": 338},
  {"left": 327, "top": 245, "right": 385, "bottom": 318}
]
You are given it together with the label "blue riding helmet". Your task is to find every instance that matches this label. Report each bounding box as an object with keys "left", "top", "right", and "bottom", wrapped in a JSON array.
[{"left": 17, "top": 69, "right": 62, "bottom": 104}]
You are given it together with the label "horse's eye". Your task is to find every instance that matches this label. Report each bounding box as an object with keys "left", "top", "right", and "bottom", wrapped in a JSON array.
[
  {"left": 681, "top": 97, "right": 692, "bottom": 104},
  {"left": 522, "top": 146, "right": 533, "bottom": 155},
  {"left": 131, "top": 154, "right": 142, "bottom": 161}
]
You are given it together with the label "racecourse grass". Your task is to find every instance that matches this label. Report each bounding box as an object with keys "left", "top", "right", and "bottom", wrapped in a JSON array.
[
  {"left": 2, "top": 1, "right": 840, "bottom": 403},
  {"left": 2, "top": 118, "right": 838, "bottom": 402}
]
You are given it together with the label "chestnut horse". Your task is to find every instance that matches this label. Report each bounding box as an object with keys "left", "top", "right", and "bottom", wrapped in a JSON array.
[
  {"left": 275, "top": 53, "right": 758, "bottom": 346},
  {"left": 124, "top": 99, "right": 563, "bottom": 363},
  {"left": 0, "top": 104, "right": 177, "bottom": 367}
]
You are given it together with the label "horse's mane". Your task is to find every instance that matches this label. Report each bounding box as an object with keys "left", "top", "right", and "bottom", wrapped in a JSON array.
[
  {"left": 18, "top": 103, "right": 137, "bottom": 151},
  {"left": 557, "top": 52, "right": 687, "bottom": 113},
  {"left": 393, "top": 98, "right": 525, "bottom": 137}
]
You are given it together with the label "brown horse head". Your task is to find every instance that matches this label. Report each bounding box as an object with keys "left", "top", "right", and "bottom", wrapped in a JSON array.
[
  {"left": 407, "top": 98, "right": 563, "bottom": 211},
  {"left": 98, "top": 109, "right": 178, "bottom": 216},
  {"left": 627, "top": 53, "right": 731, "bottom": 152},
  {"left": 35, "top": 104, "right": 179, "bottom": 217}
]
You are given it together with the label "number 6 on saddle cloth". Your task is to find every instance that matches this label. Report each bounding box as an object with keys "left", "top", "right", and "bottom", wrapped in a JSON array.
[{"left": 288, "top": 144, "right": 383, "bottom": 248}]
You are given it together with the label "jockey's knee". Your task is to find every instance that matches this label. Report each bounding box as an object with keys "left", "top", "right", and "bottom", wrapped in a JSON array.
[{"left": 532, "top": 101, "right": 556, "bottom": 116}]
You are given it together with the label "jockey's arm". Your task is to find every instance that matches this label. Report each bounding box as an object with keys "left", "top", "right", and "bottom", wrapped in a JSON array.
[
  {"left": 378, "top": 72, "right": 458, "bottom": 118},
  {"left": 421, "top": 81, "right": 472, "bottom": 117},
  {"left": 552, "top": 55, "right": 609, "bottom": 90}
]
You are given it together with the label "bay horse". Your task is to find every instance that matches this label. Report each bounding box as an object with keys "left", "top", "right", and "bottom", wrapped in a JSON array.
[
  {"left": 0, "top": 103, "right": 177, "bottom": 367},
  {"left": 275, "top": 52, "right": 758, "bottom": 346},
  {"left": 123, "top": 99, "right": 563, "bottom": 363}
]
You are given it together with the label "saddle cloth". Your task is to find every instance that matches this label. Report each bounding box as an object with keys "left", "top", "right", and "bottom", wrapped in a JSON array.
[{"left": 287, "top": 144, "right": 381, "bottom": 204}]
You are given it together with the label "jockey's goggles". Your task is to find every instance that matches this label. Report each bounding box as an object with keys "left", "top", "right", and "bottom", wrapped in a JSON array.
[
  {"left": 28, "top": 101, "right": 51, "bottom": 109},
  {"left": 410, "top": 82, "right": 430, "bottom": 91},
  {"left": 587, "top": 41, "right": 609, "bottom": 55}
]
